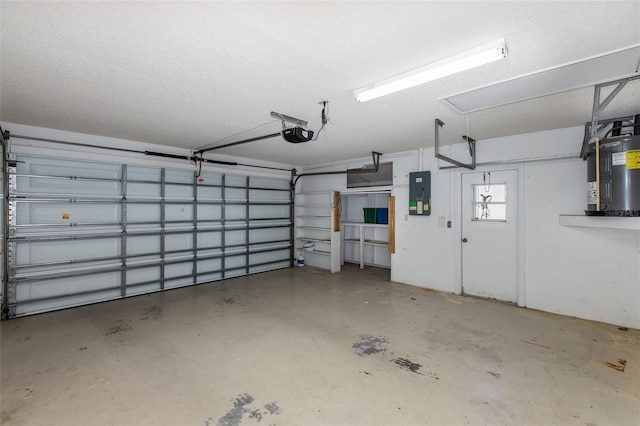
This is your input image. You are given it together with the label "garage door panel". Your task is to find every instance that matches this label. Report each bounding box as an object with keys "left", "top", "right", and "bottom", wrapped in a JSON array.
[
  {"left": 197, "top": 172, "right": 222, "bottom": 199},
  {"left": 15, "top": 237, "right": 120, "bottom": 265},
  {"left": 197, "top": 231, "right": 221, "bottom": 249},
  {"left": 16, "top": 272, "right": 120, "bottom": 301},
  {"left": 225, "top": 187, "right": 246, "bottom": 200},
  {"left": 165, "top": 233, "right": 192, "bottom": 252},
  {"left": 127, "top": 267, "right": 161, "bottom": 286},
  {"left": 197, "top": 204, "right": 221, "bottom": 221},
  {"left": 225, "top": 230, "right": 246, "bottom": 246},
  {"left": 15, "top": 290, "right": 121, "bottom": 317},
  {"left": 128, "top": 166, "right": 160, "bottom": 180},
  {"left": 127, "top": 284, "right": 162, "bottom": 297},
  {"left": 5, "top": 154, "right": 292, "bottom": 318},
  {"left": 127, "top": 235, "right": 160, "bottom": 256},
  {"left": 225, "top": 205, "right": 246, "bottom": 221},
  {"left": 250, "top": 249, "right": 289, "bottom": 265},
  {"left": 250, "top": 204, "right": 289, "bottom": 219},
  {"left": 128, "top": 203, "right": 161, "bottom": 223},
  {"left": 165, "top": 261, "right": 193, "bottom": 279},
  {"left": 225, "top": 254, "right": 246, "bottom": 269},
  {"left": 250, "top": 228, "right": 290, "bottom": 244},
  {"left": 197, "top": 272, "right": 223, "bottom": 283},
  {"left": 250, "top": 261, "right": 289, "bottom": 274},
  {"left": 197, "top": 258, "right": 222, "bottom": 274},
  {"left": 249, "top": 189, "right": 289, "bottom": 202},
  {"left": 18, "top": 160, "right": 121, "bottom": 196},
  {"left": 164, "top": 277, "right": 194, "bottom": 289},
  {"left": 165, "top": 204, "right": 193, "bottom": 221},
  {"left": 165, "top": 170, "right": 193, "bottom": 184},
  {"left": 17, "top": 202, "right": 119, "bottom": 226},
  {"left": 128, "top": 182, "right": 161, "bottom": 198}
]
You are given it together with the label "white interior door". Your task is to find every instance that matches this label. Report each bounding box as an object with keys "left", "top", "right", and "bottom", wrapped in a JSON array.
[{"left": 461, "top": 170, "right": 518, "bottom": 303}]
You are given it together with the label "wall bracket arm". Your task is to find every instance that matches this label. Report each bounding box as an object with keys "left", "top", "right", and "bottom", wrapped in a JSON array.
[{"left": 434, "top": 119, "right": 476, "bottom": 170}]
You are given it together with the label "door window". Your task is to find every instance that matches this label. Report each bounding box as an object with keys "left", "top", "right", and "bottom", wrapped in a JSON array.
[{"left": 472, "top": 182, "right": 507, "bottom": 221}]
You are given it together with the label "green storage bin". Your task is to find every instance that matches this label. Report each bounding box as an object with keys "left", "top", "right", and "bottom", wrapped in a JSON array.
[{"left": 363, "top": 208, "right": 376, "bottom": 223}]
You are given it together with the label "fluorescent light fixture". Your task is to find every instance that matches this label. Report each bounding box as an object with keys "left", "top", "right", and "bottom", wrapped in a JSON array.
[
  {"left": 354, "top": 38, "right": 507, "bottom": 102},
  {"left": 440, "top": 43, "right": 640, "bottom": 114}
]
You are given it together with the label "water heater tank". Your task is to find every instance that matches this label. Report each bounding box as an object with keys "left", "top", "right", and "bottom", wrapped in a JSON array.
[{"left": 586, "top": 116, "right": 640, "bottom": 216}]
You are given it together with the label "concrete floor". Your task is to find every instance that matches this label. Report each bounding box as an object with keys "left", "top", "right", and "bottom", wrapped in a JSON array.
[{"left": 1, "top": 265, "right": 639, "bottom": 426}]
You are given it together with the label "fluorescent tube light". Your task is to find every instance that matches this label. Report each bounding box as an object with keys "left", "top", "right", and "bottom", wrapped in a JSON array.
[{"left": 354, "top": 38, "right": 507, "bottom": 102}]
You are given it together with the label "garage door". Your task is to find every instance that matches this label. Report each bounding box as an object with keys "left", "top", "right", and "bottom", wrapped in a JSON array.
[{"left": 2, "top": 154, "right": 292, "bottom": 318}]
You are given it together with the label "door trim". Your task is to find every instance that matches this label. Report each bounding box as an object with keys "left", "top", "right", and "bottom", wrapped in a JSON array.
[{"left": 453, "top": 165, "right": 526, "bottom": 307}]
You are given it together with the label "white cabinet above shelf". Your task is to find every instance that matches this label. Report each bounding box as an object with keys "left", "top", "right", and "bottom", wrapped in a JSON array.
[{"left": 559, "top": 214, "right": 640, "bottom": 230}]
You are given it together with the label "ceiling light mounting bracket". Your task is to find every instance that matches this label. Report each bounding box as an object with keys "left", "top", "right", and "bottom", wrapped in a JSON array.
[{"left": 434, "top": 119, "right": 476, "bottom": 170}]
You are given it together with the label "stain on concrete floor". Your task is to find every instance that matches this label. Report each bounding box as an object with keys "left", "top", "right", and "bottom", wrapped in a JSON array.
[
  {"left": 104, "top": 319, "right": 132, "bottom": 336},
  {"left": 352, "top": 334, "right": 389, "bottom": 357},
  {"left": 392, "top": 357, "right": 423, "bottom": 374},
  {"left": 209, "top": 394, "right": 282, "bottom": 426}
]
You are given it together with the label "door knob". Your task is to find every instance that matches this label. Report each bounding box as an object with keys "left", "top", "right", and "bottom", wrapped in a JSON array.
[{"left": 462, "top": 237, "right": 468, "bottom": 243}]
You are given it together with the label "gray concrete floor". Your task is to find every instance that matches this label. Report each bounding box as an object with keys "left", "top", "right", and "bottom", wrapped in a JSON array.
[{"left": 1, "top": 264, "right": 639, "bottom": 426}]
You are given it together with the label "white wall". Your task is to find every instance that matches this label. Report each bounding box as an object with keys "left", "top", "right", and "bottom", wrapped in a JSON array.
[{"left": 301, "top": 126, "right": 640, "bottom": 329}]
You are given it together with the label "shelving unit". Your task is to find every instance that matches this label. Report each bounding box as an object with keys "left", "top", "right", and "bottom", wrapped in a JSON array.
[
  {"left": 342, "top": 222, "right": 389, "bottom": 269},
  {"left": 340, "top": 190, "right": 394, "bottom": 269},
  {"left": 294, "top": 191, "right": 341, "bottom": 272}
]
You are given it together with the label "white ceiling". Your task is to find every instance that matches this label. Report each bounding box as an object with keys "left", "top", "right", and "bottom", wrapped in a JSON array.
[{"left": 1, "top": 1, "right": 639, "bottom": 167}]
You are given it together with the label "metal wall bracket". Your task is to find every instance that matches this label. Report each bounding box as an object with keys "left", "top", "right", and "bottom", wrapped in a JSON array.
[
  {"left": 435, "top": 119, "right": 476, "bottom": 170},
  {"left": 580, "top": 75, "right": 640, "bottom": 159}
]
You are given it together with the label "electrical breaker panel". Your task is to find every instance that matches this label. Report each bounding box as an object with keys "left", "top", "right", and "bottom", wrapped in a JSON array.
[{"left": 409, "top": 171, "right": 431, "bottom": 215}]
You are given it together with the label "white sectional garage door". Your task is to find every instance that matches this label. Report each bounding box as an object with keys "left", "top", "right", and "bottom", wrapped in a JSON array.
[{"left": 4, "top": 154, "right": 292, "bottom": 318}]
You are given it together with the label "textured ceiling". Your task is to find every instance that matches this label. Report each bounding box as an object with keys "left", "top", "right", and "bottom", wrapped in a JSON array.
[{"left": 1, "top": 1, "right": 639, "bottom": 167}]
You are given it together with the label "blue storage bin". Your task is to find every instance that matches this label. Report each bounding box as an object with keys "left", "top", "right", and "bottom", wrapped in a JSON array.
[{"left": 376, "top": 208, "right": 388, "bottom": 224}]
